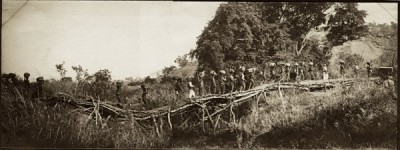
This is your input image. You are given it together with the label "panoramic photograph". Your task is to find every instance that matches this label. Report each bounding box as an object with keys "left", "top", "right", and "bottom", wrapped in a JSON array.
[{"left": 1, "top": 1, "right": 398, "bottom": 149}]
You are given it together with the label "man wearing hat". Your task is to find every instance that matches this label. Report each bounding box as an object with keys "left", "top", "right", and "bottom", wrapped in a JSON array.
[
  {"left": 277, "top": 63, "right": 286, "bottom": 82},
  {"left": 7, "top": 73, "right": 18, "bottom": 86},
  {"left": 228, "top": 69, "right": 235, "bottom": 93},
  {"left": 366, "top": 62, "right": 372, "bottom": 78},
  {"left": 236, "top": 68, "right": 246, "bottom": 91},
  {"left": 187, "top": 77, "right": 196, "bottom": 100},
  {"left": 246, "top": 68, "right": 255, "bottom": 90},
  {"left": 290, "top": 62, "right": 299, "bottom": 82},
  {"left": 141, "top": 84, "right": 148, "bottom": 105},
  {"left": 209, "top": 70, "right": 217, "bottom": 94},
  {"left": 218, "top": 70, "right": 227, "bottom": 94},
  {"left": 174, "top": 78, "right": 183, "bottom": 101},
  {"left": 299, "top": 62, "right": 305, "bottom": 81},
  {"left": 322, "top": 64, "right": 329, "bottom": 80},
  {"left": 23, "top": 73, "right": 31, "bottom": 98},
  {"left": 339, "top": 61, "right": 345, "bottom": 78},
  {"left": 116, "top": 81, "right": 123, "bottom": 103},
  {"left": 269, "top": 62, "right": 276, "bottom": 81},
  {"left": 35, "top": 77, "right": 45, "bottom": 98},
  {"left": 285, "top": 63, "right": 291, "bottom": 82},
  {"left": 353, "top": 65, "right": 359, "bottom": 78},
  {"left": 197, "top": 71, "right": 205, "bottom": 96},
  {"left": 308, "top": 62, "right": 315, "bottom": 80}
]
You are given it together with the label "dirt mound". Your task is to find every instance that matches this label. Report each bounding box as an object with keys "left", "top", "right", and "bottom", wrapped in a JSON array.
[{"left": 329, "top": 39, "right": 384, "bottom": 65}]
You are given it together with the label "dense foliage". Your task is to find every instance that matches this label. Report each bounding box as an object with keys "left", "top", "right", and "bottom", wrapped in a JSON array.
[{"left": 190, "top": 2, "right": 368, "bottom": 71}]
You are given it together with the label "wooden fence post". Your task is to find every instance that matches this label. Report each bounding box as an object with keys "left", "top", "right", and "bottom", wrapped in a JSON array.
[
  {"left": 152, "top": 116, "right": 160, "bottom": 137},
  {"left": 168, "top": 108, "right": 172, "bottom": 130},
  {"left": 201, "top": 107, "right": 205, "bottom": 132}
]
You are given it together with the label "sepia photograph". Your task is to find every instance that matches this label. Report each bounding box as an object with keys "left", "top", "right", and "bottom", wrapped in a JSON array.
[{"left": 1, "top": 1, "right": 398, "bottom": 149}]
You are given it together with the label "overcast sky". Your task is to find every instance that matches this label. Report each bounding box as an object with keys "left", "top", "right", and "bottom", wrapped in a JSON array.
[{"left": 2, "top": 2, "right": 398, "bottom": 81}]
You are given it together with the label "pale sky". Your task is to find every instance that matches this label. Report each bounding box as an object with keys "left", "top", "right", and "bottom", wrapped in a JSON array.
[{"left": 1, "top": 2, "right": 398, "bottom": 81}]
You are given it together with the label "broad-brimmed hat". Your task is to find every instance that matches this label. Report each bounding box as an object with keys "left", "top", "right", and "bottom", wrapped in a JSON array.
[
  {"left": 24, "top": 73, "right": 30, "bottom": 78},
  {"left": 8, "top": 73, "right": 16, "bottom": 79},
  {"left": 210, "top": 70, "right": 217, "bottom": 75},
  {"left": 269, "top": 62, "right": 276, "bottom": 67},
  {"left": 36, "top": 77, "right": 44, "bottom": 82}
]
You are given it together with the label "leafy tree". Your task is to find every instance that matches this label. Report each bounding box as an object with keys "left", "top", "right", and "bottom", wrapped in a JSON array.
[
  {"left": 191, "top": 2, "right": 367, "bottom": 71},
  {"left": 93, "top": 69, "right": 111, "bottom": 82},
  {"left": 55, "top": 61, "right": 67, "bottom": 78},
  {"left": 174, "top": 54, "right": 190, "bottom": 67},
  {"left": 258, "top": 2, "right": 333, "bottom": 55},
  {"left": 144, "top": 76, "right": 156, "bottom": 84},
  {"left": 162, "top": 66, "right": 177, "bottom": 75},
  {"left": 72, "top": 65, "right": 89, "bottom": 81},
  {"left": 325, "top": 3, "right": 368, "bottom": 46}
]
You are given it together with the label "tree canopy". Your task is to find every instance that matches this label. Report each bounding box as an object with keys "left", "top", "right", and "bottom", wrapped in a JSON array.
[{"left": 190, "top": 2, "right": 368, "bottom": 71}]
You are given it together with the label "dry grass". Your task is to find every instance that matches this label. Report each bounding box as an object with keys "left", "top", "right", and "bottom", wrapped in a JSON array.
[{"left": 0, "top": 78, "right": 396, "bottom": 148}]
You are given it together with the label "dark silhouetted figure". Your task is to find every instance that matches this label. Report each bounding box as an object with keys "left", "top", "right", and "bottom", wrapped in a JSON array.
[
  {"left": 339, "top": 61, "right": 345, "bottom": 78},
  {"left": 174, "top": 78, "right": 183, "bottom": 101},
  {"left": 7, "top": 73, "right": 18, "bottom": 86},
  {"left": 141, "top": 84, "right": 148, "bottom": 105},
  {"left": 198, "top": 71, "right": 205, "bottom": 96},
  {"left": 116, "top": 81, "right": 122, "bottom": 103},
  {"left": 218, "top": 70, "right": 226, "bottom": 94},
  {"left": 227, "top": 69, "right": 235, "bottom": 93},
  {"left": 308, "top": 62, "right": 315, "bottom": 80},
  {"left": 23, "top": 73, "right": 31, "bottom": 98},
  {"left": 367, "top": 62, "right": 372, "bottom": 78},
  {"left": 35, "top": 77, "right": 45, "bottom": 99},
  {"left": 354, "top": 65, "right": 359, "bottom": 78},
  {"left": 209, "top": 70, "right": 217, "bottom": 94}
]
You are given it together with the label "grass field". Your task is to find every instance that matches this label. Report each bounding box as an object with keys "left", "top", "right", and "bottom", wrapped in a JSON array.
[{"left": 0, "top": 76, "right": 396, "bottom": 148}]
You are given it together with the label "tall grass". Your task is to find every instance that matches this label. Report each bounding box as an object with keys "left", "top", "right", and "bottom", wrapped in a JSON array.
[
  {"left": 1, "top": 78, "right": 396, "bottom": 148},
  {"left": 0, "top": 80, "right": 174, "bottom": 148}
]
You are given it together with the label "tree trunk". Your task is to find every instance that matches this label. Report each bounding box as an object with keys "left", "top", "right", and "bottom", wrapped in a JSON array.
[{"left": 295, "top": 38, "right": 307, "bottom": 56}]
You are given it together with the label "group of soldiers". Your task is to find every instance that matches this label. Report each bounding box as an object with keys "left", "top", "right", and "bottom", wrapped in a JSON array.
[
  {"left": 1, "top": 60, "right": 379, "bottom": 103},
  {"left": 171, "top": 61, "right": 378, "bottom": 101},
  {"left": 2, "top": 73, "right": 45, "bottom": 99}
]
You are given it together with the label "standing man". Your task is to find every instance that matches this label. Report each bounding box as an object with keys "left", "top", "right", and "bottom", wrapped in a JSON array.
[
  {"left": 353, "top": 65, "right": 359, "bottom": 78},
  {"left": 367, "top": 62, "right": 373, "bottom": 78},
  {"left": 246, "top": 68, "right": 255, "bottom": 90},
  {"left": 291, "top": 62, "right": 299, "bottom": 82},
  {"left": 7, "top": 73, "right": 18, "bottom": 86},
  {"left": 285, "top": 63, "right": 291, "bottom": 82},
  {"left": 322, "top": 64, "right": 329, "bottom": 80},
  {"left": 298, "top": 62, "right": 305, "bottom": 81},
  {"left": 141, "top": 84, "right": 148, "bottom": 105},
  {"left": 218, "top": 70, "right": 226, "bottom": 94},
  {"left": 188, "top": 77, "right": 196, "bottom": 100},
  {"left": 228, "top": 69, "right": 235, "bottom": 93},
  {"left": 210, "top": 70, "right": 217, "bottom": 94},
  {"left": 308, "top": 62, "right": 315, "bottom": 80},
  {"left": 236, "top": 67, "right": 246, "bottom": 91},
  {"left": 174, "top": 78, "right": 183, "bottom": 101},
  {"left": 23, "top": 73, "right": 31, "bottom": 98},
  {"left": 269, "top": 62, "right": 276, "bottom": 81},
  {"left": 35, "top": 77, "right": 45, "bottom": 99},
  {"left": 23, "top": 73, "right": 30, "bottom": 87},
  {"left": 116, "top": 81, "right": 122, "bottom": 103},
  {"left": 339, "top": 61, "right": 345, "bottom": 78},
  {"left": 197, "top": 71, "right": 205, "bottom": 96}
]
